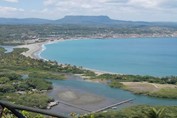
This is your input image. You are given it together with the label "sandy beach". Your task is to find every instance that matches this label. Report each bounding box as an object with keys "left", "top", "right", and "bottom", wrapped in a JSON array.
[
  {"left": 16, "top": 39, "right": 64, "bottom": 59},
  {"left": 16, "top": 39, "right": 118, "bottom": 75},
  {"left": 16, "top": 42, "right": 44, "bottom": 59},
  {"left": 16, "top": 40, "right": 120, "bottom": 114}
]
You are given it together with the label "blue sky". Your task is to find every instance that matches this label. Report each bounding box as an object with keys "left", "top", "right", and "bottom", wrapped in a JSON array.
[{"left": 0, "top": 0, "right": 177, "bottom": 22}]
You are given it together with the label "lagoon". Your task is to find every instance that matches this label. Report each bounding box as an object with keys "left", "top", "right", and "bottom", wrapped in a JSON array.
[
  {"left": 41, "top": 38, "right": 177, "bottom": 76},
  {"left": 51, "top": 78, "right": 177, "bottom": 106},
  {"left": 48, "top": 77, "right": 177, "bottom": 114},
  {"left": 41, "top": 38, "right": 177, "bottom": 114}
]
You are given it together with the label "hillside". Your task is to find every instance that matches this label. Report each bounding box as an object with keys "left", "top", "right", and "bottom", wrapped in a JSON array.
[
  {"left": 0, "top": 18, "right": 52, "bottom": 24},
  {"left": 0, "top": 16, "right": 177, "bottom": 28}
]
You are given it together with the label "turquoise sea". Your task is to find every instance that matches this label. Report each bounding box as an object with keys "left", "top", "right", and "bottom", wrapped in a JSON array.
[
  {"left": 41, "top": 38, "right": 177, "bottom": 77},
  {"left": 42, "top": 38, "right": 177, "bottom": 113}
]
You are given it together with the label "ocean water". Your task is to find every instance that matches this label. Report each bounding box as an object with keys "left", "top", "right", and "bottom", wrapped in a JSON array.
[{"left": 41, "top": 38, "right": 177, "bottom": 76}]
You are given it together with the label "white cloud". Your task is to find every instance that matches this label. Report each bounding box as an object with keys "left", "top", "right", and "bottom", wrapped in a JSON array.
[
  {"left": 126, "top": 0, "right": 177, "bottom": 10},
  {"left": 1, "top": 0, "right": 19, "bottom": 3},
  {"left": 128, "top": 0, "right": 159, "bottom": 8},
  {"left": 0, "top": 6, "right": 23, "bottom": 12},
  {"left": 44, "top": 0, "right": 57, "bottom": 6},
  {"left": 40, "top": 0, "right": 177, "bottom": 21},
  {"left": 1, "top": 0, "right": 177, "bottom": 21},
  {"left": 0, "top": 6, "right": 24, "bottom": 17}
]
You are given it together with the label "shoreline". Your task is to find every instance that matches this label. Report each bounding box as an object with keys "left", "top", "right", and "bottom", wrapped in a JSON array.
[
  {"left": 15, "top": 37, "right": 176, "bottom": 77},
  {"left": 16, "top": 38, "right": 115, "bottom": 75},
  {"left": 16, "top": 39, "right": 65, "bottom": 59}
]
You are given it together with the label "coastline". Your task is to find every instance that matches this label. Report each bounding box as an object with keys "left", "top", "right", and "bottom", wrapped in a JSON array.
[
  {"left": 16, "top": 42, "right": 44, "bottom": 59},
  {"left": 16, "top": 37, "right": 177, "bottom": 77},
  {"left": 16, "top": 39, "right": 65, "bottom": 59},
  {"left": 16, "top": 38, "right": 114, "bottom": 75},
  {"left": 9, "top": 38, "right": 177, "bottom": 111}
]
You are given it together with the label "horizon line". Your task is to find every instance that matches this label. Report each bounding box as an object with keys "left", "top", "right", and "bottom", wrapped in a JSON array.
[{"left": 0, "top": 15, "right": 177, "bottom": 23}]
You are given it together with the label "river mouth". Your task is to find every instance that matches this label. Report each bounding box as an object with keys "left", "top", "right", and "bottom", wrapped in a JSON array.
[
  {"left": 47, "top": 75, "right": 177, "bottom": 115},
  {"left": 48, "top": 83, "right": 124, "bottom": 114}
]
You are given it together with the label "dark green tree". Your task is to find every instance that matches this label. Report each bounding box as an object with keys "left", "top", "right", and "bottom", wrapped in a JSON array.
[{"left": 144, "top": 107, "right": 166, "bottom": 118}]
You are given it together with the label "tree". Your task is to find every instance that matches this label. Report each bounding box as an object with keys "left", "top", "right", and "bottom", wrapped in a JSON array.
[{"left": 144, "top": 107, "right": 166, "bottom": 118}]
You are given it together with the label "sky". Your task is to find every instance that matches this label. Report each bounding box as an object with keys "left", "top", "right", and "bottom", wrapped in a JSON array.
[{"left": 0, "top": 0, "right": 177, "bottom": 22}]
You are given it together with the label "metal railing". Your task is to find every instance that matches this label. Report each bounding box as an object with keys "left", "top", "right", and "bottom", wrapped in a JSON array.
[{"left": 0, "top": 100, "right": 69, "bottom": 118}]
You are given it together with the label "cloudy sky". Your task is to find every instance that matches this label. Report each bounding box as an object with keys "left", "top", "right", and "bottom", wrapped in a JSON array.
[{"left": 0, "top": 0, "right": 177, "bottom": 22}]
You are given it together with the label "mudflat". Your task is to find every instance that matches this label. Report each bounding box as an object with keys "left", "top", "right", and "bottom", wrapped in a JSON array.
[{"left": 58, "top": 90, "right": 104, "bottom": 105}]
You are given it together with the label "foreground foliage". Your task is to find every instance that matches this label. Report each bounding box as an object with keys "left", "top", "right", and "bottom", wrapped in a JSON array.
[
  {"left": 90, "top": 105, "right": 177, "bottom": 118},
  {"left": 1, "top": 105, "right": 177, "bottom": 118},
  {"left": 1, "top": 108, "right": 45, "bottom": 118}
]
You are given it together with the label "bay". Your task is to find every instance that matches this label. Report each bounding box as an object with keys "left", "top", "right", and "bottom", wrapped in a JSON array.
[{"left": 41, "top": 38, "right": 177, "bottom": 76}]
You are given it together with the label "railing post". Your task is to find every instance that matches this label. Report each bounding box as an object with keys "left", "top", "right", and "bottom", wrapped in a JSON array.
[
  {"left": 0, "top": 105, "right": 4, "bottom": 118},
  {"left": 4, "top": 105, "right": 25, "bottom": 118},
  {"left": 0, "top": 100, "right": 69, "bottom": 118}
]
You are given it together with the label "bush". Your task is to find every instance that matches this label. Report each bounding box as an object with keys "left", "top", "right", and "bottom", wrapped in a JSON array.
[
  {"left": 109, "top": 81, "right": 124, "bottom": 88},
  {"left": 26, "top": 78, "right": 52, "bottom": 90},
  {"left": 0, "top": 77, "right": 10, "bottom": 84},
  {"left": 0, "top": 84, "right": 15, "bottom": 93}
]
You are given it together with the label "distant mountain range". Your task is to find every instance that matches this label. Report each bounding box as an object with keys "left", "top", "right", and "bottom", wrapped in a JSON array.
[{"left": 0, "top": 16, "right": 177, "bottom": 27}]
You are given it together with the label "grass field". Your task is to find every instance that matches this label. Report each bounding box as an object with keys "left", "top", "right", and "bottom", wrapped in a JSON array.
[{"left": 121, "top": 82, "right": 177, "bottom": 98}]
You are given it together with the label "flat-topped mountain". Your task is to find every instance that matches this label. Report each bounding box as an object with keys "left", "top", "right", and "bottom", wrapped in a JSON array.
[
  {"left": 56, "top": 15, "right": 113, "bottom": 24},
  {"left": 0, "top": 15, "right": 116, "bottom": 25},
  {"left": 0, "top": 16, "right": 177, "bottom": 27}
]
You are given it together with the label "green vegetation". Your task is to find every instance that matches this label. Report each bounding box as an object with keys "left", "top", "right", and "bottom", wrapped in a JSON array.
[
  {"left": 0, "top": 24, "right": 177, "bottom": 117},
  {"left": 0, "top": 48, "right": 92, "bottom": 76},
  {"left": 83, "top": 70, "right": 97, "bottom": 77},
  {"left": 2, "top": 108, "right": 45, "bottom": 118},
  {"left": 149, "top": 88, "right": 177, "bottom": 99},
  {"left": 94, "top": 74, "right": 177, "bottom": 85},
  {"left": 0, "top": 73, "right": 52, "bottom": 92},
  {"left": 29, "top": 72, "right": 66, "bottom": 80},
  {"left": 91, "top": 74, "right": 177, "bottom": 87},
  {"left": 144, "top": 107, "right": 166, "bottom": 118},
  {"left": 89, "top": 74, "right": 177, "bottom": 99},
  {"left": 0, "top": 24, "right": 177, "bottom": 45},
  {"left": 25, "top": 78, "right": 52, "bottom": 90},
  {"left": 0, "top": 72, "right": 53, "bottom": 108},
  {"left": 1, "top": 93, "right": 53, "bottom": 109},
  {"left": 2, "top": 105, "right": 177, "bottom": 118},
  {"left": 122, "top": 85, "right": 177, "bottom": 99},
  {"left": 21, "top": 110, "right": 45, "bottom": 118},
  {"left": 0, "top": 47, "right": 177, "bottom": 117},
  {"left": 0, "top": 47, "right": 95, "bottom": 109},
  {"left": 108, "top": 80, "right": 125, "bottom": 88},
  {"left": 0, "top": 47, "right": 6, "bottom": 54},
  {"left": 89, "top": 105, "right": 177, "bottom": 118}
]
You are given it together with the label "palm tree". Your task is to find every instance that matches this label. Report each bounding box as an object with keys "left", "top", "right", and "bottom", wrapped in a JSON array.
[{"left": 144, "top": 107, "right": 166, "bottom": 118}]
